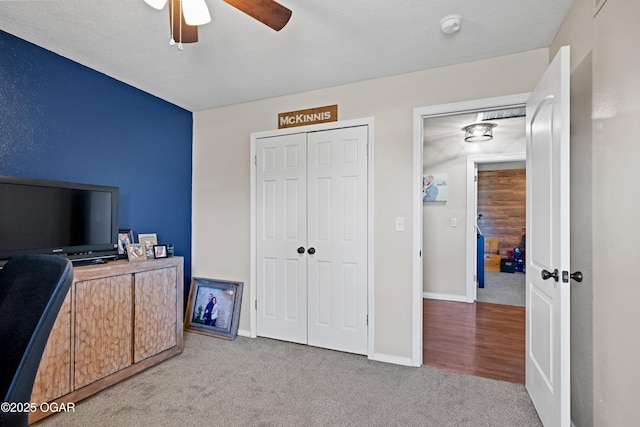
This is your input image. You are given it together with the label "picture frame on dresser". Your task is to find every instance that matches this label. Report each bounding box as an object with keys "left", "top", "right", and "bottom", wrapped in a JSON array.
[
  {"left": 153, "top": 244, "right": 168, "bottom": 259},
  {"left": 138, "top": 233, "right": 158, "bottom": 258},
  {"left": 185, "top": 277, "right": 243, "bottom": 340},
  {"left": 117, "top": 228, "right": 134, "bottom": 258},
  {"left": 126, "top": 243, "right": 147, "bottom": 261}
]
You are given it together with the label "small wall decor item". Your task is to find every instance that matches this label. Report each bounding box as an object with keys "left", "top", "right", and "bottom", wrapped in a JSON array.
[
  {"left": 126, "top": 243, "right": 148, "bottom": 262},
  {"left": 117, "top": 228, "right": 134, "bottom": 259},
  {"left": 422, "top": 173, "right": 448, "bottom": 202},
  {"left": 138, "top": 233, "right": 158, "bottom": 258},
  {"left": 153, "top": 244, "right": 168, "bottom": 259},
  {"left": 185, "top": 277, "right": 243, "bottom": 340}
]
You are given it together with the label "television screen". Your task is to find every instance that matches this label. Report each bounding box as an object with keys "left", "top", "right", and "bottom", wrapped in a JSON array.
[{"left": 0, "top": 176, "right": 119, "bottom": 263}]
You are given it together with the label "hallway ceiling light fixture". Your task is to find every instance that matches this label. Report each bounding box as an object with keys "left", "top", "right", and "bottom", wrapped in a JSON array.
[{"left": 461, "top": 122, "right": 497, "bottom": 142}]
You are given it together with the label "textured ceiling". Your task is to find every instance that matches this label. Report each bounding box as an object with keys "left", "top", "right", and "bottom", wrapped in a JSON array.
[
  {"left": 423, "top": 112, "right": 526, "bottom": 168},
  {"left": 0, "top": 0, "right": 574, "bottom": 112}
]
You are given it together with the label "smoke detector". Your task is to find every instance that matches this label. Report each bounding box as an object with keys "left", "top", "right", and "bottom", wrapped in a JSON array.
[{"left": 440, "top": 14, "right": 462, "bottom": 34}]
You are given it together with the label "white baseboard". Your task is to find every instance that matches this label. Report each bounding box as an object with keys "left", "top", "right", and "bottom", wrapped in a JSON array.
[
  {"left": 237, "top": 328, "right": 252, "bottom": 338},
  {"left": 239, "top": 331, "right": 418, "bottom": 367},
  {"left": 422, "top": 292, "right": 468, "bottom": 302},
  {"left": 369, "top": 352, "right": 417, "bottom": 367}
]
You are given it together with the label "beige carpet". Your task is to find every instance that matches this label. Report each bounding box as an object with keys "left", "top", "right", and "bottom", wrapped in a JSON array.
[
  {"left": 477, "top": 271, "right": 526, "bottom": 306},
  {"left": 35, "top": 332, "right": 541, "bottom": 426}
]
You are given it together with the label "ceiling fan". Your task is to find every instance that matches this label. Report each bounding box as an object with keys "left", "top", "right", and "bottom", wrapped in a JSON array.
[{"left": 144, "top": 0, "right": 292, "bottom": 49}]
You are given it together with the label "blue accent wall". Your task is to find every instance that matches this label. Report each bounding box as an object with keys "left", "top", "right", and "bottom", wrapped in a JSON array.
[{"left": 0, "top": 30, "right": 193, "bottom": 286}]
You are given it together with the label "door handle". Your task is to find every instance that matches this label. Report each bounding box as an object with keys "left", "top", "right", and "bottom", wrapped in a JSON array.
[
  {"left": 541, "top": 268, "right": 559, "bottom": 282},
  {"left": 570, "top": 271, "right": 583, "bottom": 282},
  {"left": 307, "top": 247, "right": 316, "bottom": 255},
  {"left": 297, "top": 247, "right": 305, "bottom": 254}
]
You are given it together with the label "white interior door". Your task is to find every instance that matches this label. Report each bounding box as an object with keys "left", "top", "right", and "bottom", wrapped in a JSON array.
[
  {"left": 256, "top": 133, "right": 308, "bottom": 344},
  {"left": 307, "top": 126, "right": 368, "bottom": 354},
  {"left": 255, "top": 125, "right": 369, "bottom": 355},
  {"left": 526, "top": 46, "right": 571, "bottom": 427}
]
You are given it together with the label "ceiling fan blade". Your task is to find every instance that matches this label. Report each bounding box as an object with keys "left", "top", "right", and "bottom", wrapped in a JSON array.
[
  {"left": 168, "top": 0, "right": 198, "bottom": 43},
  {"left": 223, "top": 0, "right": 292, "bottom": 31},
  {"left": 182, "top": 0, "right": 211, "bottom": 26},
  {"left": 145, "top": 0, "right": 168, "bottom": 10}
]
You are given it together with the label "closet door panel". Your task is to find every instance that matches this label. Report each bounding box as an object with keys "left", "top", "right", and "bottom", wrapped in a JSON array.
[
  {"left": 256, "top": 133, "right": 308, "bottom": 343},
  {"left": 307, "top": 126, "right": 368, "bottom": 355}
]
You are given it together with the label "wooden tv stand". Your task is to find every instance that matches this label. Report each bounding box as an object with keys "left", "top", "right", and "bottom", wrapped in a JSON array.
[{"left": 28, "top": 257, "right": 184, "bottom": 424}]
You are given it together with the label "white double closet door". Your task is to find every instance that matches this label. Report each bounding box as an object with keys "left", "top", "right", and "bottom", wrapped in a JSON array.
[{"left": 256, "top": 125, "right": 368, "bottom": 355}]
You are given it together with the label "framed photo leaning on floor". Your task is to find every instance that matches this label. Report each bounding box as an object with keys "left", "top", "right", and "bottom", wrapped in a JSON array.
[{"left": 184, "top": 277, "right": 243, "bottom": 340}]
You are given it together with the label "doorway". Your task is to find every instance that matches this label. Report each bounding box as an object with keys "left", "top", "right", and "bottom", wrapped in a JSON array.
[
  {"left": 467, "top": 154, "right": 526, "bottom": 304},
  {"left": 418, "top": 103, "right": 527, "bottom": 382},
  {"left": 411, "top": 93, "right": 530, "bottom": 366},
  {"left": 475, "top": 162, "right": 526, "bottom": 307}
]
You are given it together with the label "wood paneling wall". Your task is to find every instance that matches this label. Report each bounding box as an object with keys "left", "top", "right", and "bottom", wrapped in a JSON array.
[{"left": 477, "top": 169, "right": 525, "bottom": 257}]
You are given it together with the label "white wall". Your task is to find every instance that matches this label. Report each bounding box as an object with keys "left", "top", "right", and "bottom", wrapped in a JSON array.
[
  {"left": 192, "top": 48, "right": 548, "bottom": 361},
  {"left": 550, "top": 0, "right": 640, "bottom": 424}
]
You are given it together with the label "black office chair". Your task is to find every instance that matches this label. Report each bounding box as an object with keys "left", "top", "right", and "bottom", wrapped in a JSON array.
[{"left": 0, "top": 255, "right": 73, "bottom": 427}]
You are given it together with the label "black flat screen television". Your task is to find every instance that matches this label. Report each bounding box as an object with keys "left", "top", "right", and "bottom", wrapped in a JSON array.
[{"left": 0, "top": 175, "right": 119, "bottom": 266}]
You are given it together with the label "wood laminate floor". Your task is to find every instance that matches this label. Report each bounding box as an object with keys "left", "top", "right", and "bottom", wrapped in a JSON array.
[{"left": 423, "top": 298, "right": 525, "bottom": 384}]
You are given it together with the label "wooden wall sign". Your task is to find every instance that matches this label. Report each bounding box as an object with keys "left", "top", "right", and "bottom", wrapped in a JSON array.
[{"left": 278, "top": 105, "right": 338, "bottom": 129}]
